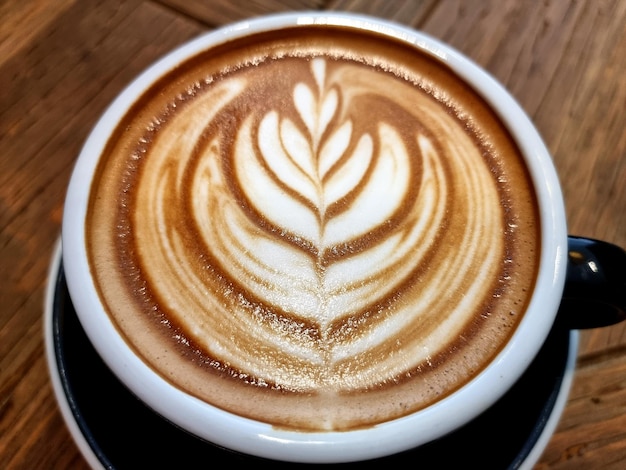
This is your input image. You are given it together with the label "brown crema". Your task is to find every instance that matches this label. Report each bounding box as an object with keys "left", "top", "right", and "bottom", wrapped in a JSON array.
[{"left": 86, "top": 25, "right": 540, "bottom": 431}]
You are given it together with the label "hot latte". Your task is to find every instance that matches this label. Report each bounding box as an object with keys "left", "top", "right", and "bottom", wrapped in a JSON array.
[{"left": 86, "top": 25, "right": 539, "bottom": 430}]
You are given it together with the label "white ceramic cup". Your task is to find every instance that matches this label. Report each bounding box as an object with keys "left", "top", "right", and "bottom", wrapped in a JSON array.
[{"left": 62, "top": 12, "right": 569, "bottom": 464}]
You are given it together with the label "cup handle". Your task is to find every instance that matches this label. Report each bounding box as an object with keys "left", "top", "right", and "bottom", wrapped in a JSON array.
[{"left": 556, "top": 236, "right": 626, "bottom": 329}]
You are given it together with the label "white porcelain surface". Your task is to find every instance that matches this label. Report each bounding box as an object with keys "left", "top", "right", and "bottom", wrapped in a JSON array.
[{"left": 61, "top": 12, "right": 568, "bottom": 463}]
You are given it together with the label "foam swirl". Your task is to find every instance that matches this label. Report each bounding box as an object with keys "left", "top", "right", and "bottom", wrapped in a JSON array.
[{"left": 130, "top": 57, "right": 504, "bottom": 393}]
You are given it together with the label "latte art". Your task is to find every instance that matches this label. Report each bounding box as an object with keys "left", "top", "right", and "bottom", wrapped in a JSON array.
[{"left": 87, "top": 27, "right": 540, "bottom": 430}]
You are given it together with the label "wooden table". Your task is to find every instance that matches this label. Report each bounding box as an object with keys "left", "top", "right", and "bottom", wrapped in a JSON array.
[{"left": 1, "top": 1, "right": 624, "bottom": 468}]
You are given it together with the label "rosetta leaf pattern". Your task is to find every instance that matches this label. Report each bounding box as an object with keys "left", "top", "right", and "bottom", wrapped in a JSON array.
[
  {"left": 226, "top": 58, "right": 431, "bottom": 326},
  {"left": 127, "top": 54, "right": 507, "bottom": 400},
  {"left": 249, "top": 58, "right": 398, "bottom": 249}
]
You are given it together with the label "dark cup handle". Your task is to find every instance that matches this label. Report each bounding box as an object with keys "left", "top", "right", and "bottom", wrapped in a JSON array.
[{"left": 556, "top": 236, "right": 626, "bottom": 329}]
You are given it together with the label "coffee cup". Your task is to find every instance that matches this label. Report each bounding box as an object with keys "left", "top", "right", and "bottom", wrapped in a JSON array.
[{"left": 61, "top": 12, "right": 626, "bottom": 463}]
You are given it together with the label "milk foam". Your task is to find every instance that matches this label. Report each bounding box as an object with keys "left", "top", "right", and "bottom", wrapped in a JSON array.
[
  {"left": 130, "top": 57, "right": 503, "bottom": 391},
  {"left": 87, "top": 27, "right": 539, "bottom": 430}
]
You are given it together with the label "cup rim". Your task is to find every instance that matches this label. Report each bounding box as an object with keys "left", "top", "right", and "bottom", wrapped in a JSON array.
[{"left": 61, "top": 11, "right": 568, "bottom": 463}]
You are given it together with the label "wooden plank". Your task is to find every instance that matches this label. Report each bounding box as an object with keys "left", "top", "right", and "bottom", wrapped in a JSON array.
[
  {"left": 531, "top": 0, "right": 626, "bottom": 356},
  {"left": 327, "top": 0, "right": 436, "bottom": 22},
  {"left": 157, "top": 0, "right": 327, "bottom": 26},
  {"left": 0, "top": 0, "right": 77, "bottom": 69},
  {"left": 537, "top": 349, "right": 626, "bottom": 468}
]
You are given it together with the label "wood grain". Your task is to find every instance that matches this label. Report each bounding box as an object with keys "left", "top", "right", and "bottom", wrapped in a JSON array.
[
  {"left": 537, "top": 350, "right": 626, "bottom": 469},
  {"left": 1, "top": 1, "right": 624, "bottom": 468}
]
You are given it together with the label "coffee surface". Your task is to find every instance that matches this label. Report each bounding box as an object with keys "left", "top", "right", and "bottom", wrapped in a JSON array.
[{"left": 86, "top": 26, "right": 540, "bottom": 430}]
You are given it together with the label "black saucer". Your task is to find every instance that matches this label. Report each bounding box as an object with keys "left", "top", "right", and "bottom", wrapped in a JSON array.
[{"left": 45, "top": 245, "right": 576, "bottom": 469}]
